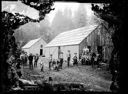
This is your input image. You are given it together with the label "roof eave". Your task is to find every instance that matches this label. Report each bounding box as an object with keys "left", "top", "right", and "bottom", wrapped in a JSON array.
[
  {"left": 45, "top": 43, "right": 80, "bottom": 48},
  {"left": 22, "top": 47, "right": 30, "bottom": 49}
]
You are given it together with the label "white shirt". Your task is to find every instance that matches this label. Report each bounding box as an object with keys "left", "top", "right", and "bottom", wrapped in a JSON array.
[{"left": 39, "top": 56, "right": 44, "bottom": 65}]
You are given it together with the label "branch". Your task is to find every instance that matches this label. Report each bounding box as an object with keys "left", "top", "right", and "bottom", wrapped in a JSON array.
[
  {"left": 20, "top": 0, "right": 55, "bottom": 21},
  {"left": 2, "top": 11, "right": 40, "bottom": 30},
  {"left": 92, "top": 3, "right": 122, "bottom": 26}
]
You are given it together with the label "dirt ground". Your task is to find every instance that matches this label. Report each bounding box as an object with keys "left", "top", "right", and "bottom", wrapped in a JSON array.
[{"left": 21, "top": 57, "right": 112, "bottom": 92}]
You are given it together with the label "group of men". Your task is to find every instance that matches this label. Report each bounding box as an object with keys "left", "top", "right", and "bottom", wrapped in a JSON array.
[
  {"left": 20, "top": 52, "right": 39, "bottom": 70},
  {"left": 80, "top": 48, "right": 102, "bottom": 68},
  {"left": 19, "top": 48, "right": 102, "bottom": 72},
  {"left": 48, "top": 50, "right": 79, "bottom": 71},
  {"left": 47, "top": 48, "right": 103, "bottom": 71}
]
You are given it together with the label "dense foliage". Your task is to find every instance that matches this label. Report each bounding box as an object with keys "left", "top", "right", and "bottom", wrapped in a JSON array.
[
  {"left": 91, "top": 1, "right": 127, "bottom": 92},
  {"left": 1, "top": 0, "right": 54, "bottom": 93}
]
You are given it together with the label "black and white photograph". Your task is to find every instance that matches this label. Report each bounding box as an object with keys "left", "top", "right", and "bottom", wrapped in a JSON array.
[{"left": 1, "top": 0, "right": 126, "bottom": 93}]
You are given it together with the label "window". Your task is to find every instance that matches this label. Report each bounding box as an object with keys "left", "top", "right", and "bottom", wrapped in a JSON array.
[
  {"left": 40, "top": 45, "right": 43, "bottom": 48},
  {"left": 87, "top": 46, "right": 91, "bottom": 52},
  {"left": 97, "top": 46, "right": 102, "bottom": 54}
]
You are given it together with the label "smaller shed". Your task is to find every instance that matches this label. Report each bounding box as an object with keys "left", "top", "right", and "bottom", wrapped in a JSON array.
[{"left": 22, "top": 37, "right": 47, "bottom": 56}]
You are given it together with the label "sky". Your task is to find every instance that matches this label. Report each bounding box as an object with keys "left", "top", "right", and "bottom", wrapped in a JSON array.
[
  {"left": 47, "top": 2, "right": 93, "bottom": 23},
  {"left": 2, "top": 1, "right": 94, "bottom": 24}
]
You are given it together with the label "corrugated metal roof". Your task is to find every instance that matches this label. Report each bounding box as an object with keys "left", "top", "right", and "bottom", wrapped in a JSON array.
[
  {"left": 45, "top": 24, "right": 98, "bottom": 47},
  {"left": 22, "top": 37, "right": 41, "bottom": 49}
]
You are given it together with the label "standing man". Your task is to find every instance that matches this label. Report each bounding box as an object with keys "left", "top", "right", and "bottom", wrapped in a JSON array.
[
  {"left": 28, "top": 53, "right": 33, "bottom": 70},
  {"left": 81, "top": 52, "right": 86, "bottom": 65},
  {"left": 49, "top": 54, "right": 52, "bottom": 71},
  {"left": 40, "top": 55, "right": 44, "bottom": 72},
  {"left": 24, "top": 52, "right": 28, "bottom": 66},
  {"left": 67, "top": 50, "right": 71, "bottom": 67},
  {"left": 59, "top": 52, "right": 63, "bottom": 69},
  {"left": 91, "top": 52, "right": 96, "bottom": 68},
  {"left": 34, "top": 54, "right": 39, "bottom": 68},
  {"left": 73, "top": 53, "right": 78, "bottom": 66}
]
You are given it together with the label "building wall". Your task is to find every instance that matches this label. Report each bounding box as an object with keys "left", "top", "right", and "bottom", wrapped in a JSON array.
[
  {"left": 85, "top": 24, "right": 113, "bottom": 62},
  {"left": 79, "top": 26, "right": 99, "bottom": 57},
  {"left": 86, "top": 25, "right": 100, "bottom": 52},
  {"left": 45, "top": 45, "right": 79, "bottom": 64},
  {"left": 45, "top": 47, "right": 58, "bottom": 59},
  {"left": 61, "top": 45, "right": 79, "bottom": 61},
  {"left": 23, "top": 39, "right": 47, "bottom": 55},
  {"left": 79, "top": 38, "right": 87, "bottom": 58}
]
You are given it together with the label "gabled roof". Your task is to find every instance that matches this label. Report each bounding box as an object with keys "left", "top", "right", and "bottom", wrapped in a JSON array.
[
  {"left": 45, "top": 24, "right": 98, "bottom": 47},
  {"left": 22, "top": 37, "right": 41, "bottom": 49}
]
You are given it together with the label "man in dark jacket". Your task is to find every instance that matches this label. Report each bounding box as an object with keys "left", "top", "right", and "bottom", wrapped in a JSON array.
[
  {"left": 49, "top": 54, "right": 52, "bottom": 71},
  {"left": 59, "top": 52, "right": 63, "bottom": 69},
  {"left": 28, "top": 53, "right": 33, "bottom": 70},
  {"left": 34, "top": 54, "right": 39, "bottom": 67},
  {"left": 91, "top": 52, "right": 96, "bottom": 68},
  {"left": 73, "top": 53, "right": 78, "bottom": 66},
  {"left": 24, "top": 52, "right": 28, "bottom": 66},
  {"left": 67, "top": 50, "right": 71, "bottom": 67}
]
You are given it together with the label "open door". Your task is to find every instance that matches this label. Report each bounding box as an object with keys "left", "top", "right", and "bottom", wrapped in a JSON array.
[
  {"left": 40, "top": 45, "right": 43, "bottom": 56},
  {"left": 40, "top": 49, "right": 43, "bottom": 56}
]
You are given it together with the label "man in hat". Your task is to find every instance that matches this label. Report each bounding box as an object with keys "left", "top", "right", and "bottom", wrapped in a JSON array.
[
  {"left": 59, "top": 52, "right": 63, "bottom": 69},
  {"left": 49, "top": 54, "right": 52, "bottom": 71},
  {"left": 24, "top": 52, "right": 28, "bottom": 66},
  {"left": 73, "top": 53, "right": 78, "bottom": 66},
  {"left": 28, "top": 53, "right": 33, "bottom": 70},
  {"left": 34, "top": 54, "right": 39, "bottom": 68},
  {"left": 67, "top": 50, "right": 71, "bottom": 67}
]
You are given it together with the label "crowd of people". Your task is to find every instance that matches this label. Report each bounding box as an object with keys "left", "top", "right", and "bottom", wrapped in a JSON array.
[
  {"left": 18, "top": 50, "right": 79, "bottom": 72},
  {"left": 20, "top": 52, "right": 39, "bottom": 70},
  {"left": 47, "top": 50, "right": 79, "bottom": 71},
  {"left": 80, "top": 49, "right": 102, "bottom": 68},
  {"left": 47, "top": 49, "right": 103, "bottom": 72},
  {"left": 17, "top": 47, "right": 103, "bottom": 73}
]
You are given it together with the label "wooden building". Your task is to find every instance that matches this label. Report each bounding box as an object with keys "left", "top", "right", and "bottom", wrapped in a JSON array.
[
  {"left": 22, "top": 37, "right": 47, "bottom": 56},
  {"left": 45, "top": 22, "right": 113, "bottom": 63}
]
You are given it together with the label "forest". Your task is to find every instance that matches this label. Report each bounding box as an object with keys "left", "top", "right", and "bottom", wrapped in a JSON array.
[{"left": 11, "top": 2, "right": 100, "bottom": 46}]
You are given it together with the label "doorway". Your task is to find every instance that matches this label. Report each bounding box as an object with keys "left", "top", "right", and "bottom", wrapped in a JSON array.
[
  {"left": 40, "top": 49, "right": 43, "bottom": 56},
  {"left": 40, "top": 45, "right": 43, "bottom": 56},
  {"left": 97, "top": 46, "right": 102, "bottom": 54}
]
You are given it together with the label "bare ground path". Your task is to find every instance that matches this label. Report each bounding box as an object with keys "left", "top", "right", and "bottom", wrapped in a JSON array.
[{"left": 22, "top": 64, "right": 112, "bottom": 92}]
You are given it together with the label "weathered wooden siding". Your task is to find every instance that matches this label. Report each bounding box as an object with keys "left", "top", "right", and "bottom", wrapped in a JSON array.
[
  {"left": 80, "top": 23, "right": 113, "bottom": 62},
  {"left": 45, "top": 23, "right": 113, "bottom": 63},
  {"left": 79, "top": 38, "right": 87, "bottom": 58}
]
